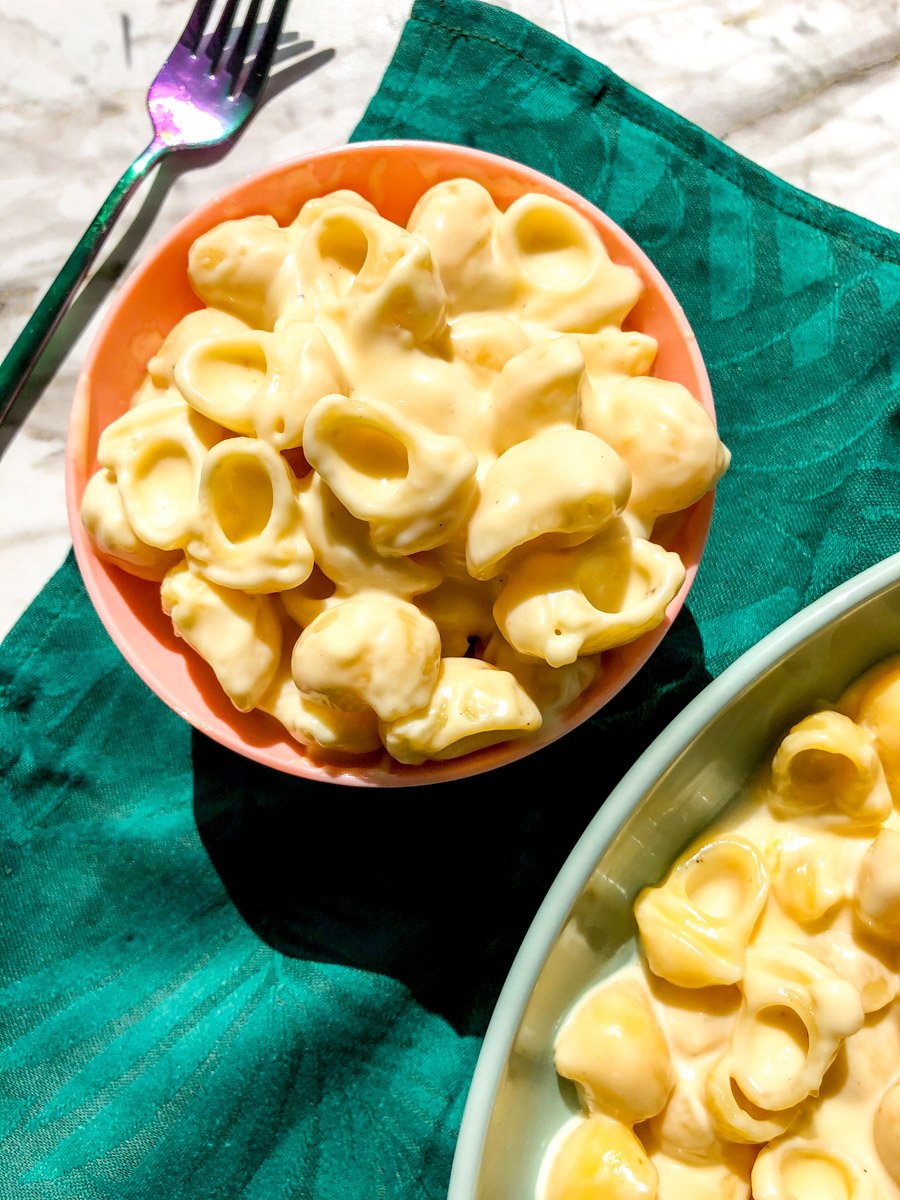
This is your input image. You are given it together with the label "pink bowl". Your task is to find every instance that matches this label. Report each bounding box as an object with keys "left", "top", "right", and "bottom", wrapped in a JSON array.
[{"left": 66, "top": 138, "right": 718, "bottom": 788}]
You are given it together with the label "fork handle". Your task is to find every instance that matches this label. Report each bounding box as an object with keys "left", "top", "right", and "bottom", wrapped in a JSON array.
[{"left": 0, "top": 137, "right": 168, "bottom": 429}]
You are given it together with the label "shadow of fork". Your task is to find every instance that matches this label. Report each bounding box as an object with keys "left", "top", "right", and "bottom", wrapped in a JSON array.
[{"left": 0, "top": 39, "right": 335, "bottom": 463}]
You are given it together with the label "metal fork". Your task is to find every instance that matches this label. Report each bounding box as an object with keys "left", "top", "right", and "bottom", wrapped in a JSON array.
[{"left": 0, "top": 0, "right": 291, "bottom": 427}]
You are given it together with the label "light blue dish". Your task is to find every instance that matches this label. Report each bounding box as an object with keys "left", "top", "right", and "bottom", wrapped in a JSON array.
[{"left": 448, "top": 550, "right": 900, "bottom": 1200}]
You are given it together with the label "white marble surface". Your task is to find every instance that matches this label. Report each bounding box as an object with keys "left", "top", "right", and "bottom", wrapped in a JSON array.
[{"left": 0, "top": 0, "right": 898, "bottom": 641}]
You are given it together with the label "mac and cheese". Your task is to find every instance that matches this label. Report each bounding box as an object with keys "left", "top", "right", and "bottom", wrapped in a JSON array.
[
  {"left": 81, "top": 179, "right": 730, "bottom": 765},
  {"left": 542, "top": 657, "right": 900, "bottom": 1199}
]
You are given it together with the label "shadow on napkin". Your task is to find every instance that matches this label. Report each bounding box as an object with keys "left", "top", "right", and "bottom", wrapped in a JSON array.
[{"left": 192, "top": 606, "right": 711, "bottom": 1037}]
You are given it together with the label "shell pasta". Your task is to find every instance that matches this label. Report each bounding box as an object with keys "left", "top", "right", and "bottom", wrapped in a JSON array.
[
  {"left": 542, "top": 658, "right": 900, "bottom": 1199},
  {"left": 81, "top": 180, "right": 729, "bottom": 766}
]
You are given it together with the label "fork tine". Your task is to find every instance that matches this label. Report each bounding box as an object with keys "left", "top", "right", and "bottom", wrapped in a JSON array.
[
  {"left": 241, "top": 0, "right": 291, "bottom": 99},
  {"left": 205, "top": 0, "right": 241, "bottom": 72},
  {"left": 224, "top": 0, "right": 263, "bottom": 85},
  {"left": 178, "top": 0, "right": 216, "bottom": 52}
]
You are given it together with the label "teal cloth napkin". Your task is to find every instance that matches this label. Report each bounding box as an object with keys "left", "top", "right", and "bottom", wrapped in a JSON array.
[{"left": 3, "top": 0, "right": 900, "bottom": 1195}]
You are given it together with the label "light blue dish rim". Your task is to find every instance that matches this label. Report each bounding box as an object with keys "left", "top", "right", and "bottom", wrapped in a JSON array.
[{"left": 448, "top": 548, "right": 900, "bottom": 1198}]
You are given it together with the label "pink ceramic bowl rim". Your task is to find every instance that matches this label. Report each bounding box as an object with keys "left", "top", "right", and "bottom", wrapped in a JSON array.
[{"left": 65, "top": 137, "right": 718, "bottom": 788}]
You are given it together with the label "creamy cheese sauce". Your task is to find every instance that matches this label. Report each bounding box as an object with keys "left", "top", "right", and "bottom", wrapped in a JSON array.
[
  {"left": 82, "top": 180, "right": 729, "bottom": 765},
  {"left": 542, "top": 658, "right": 900, "bottom": 1199}
]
